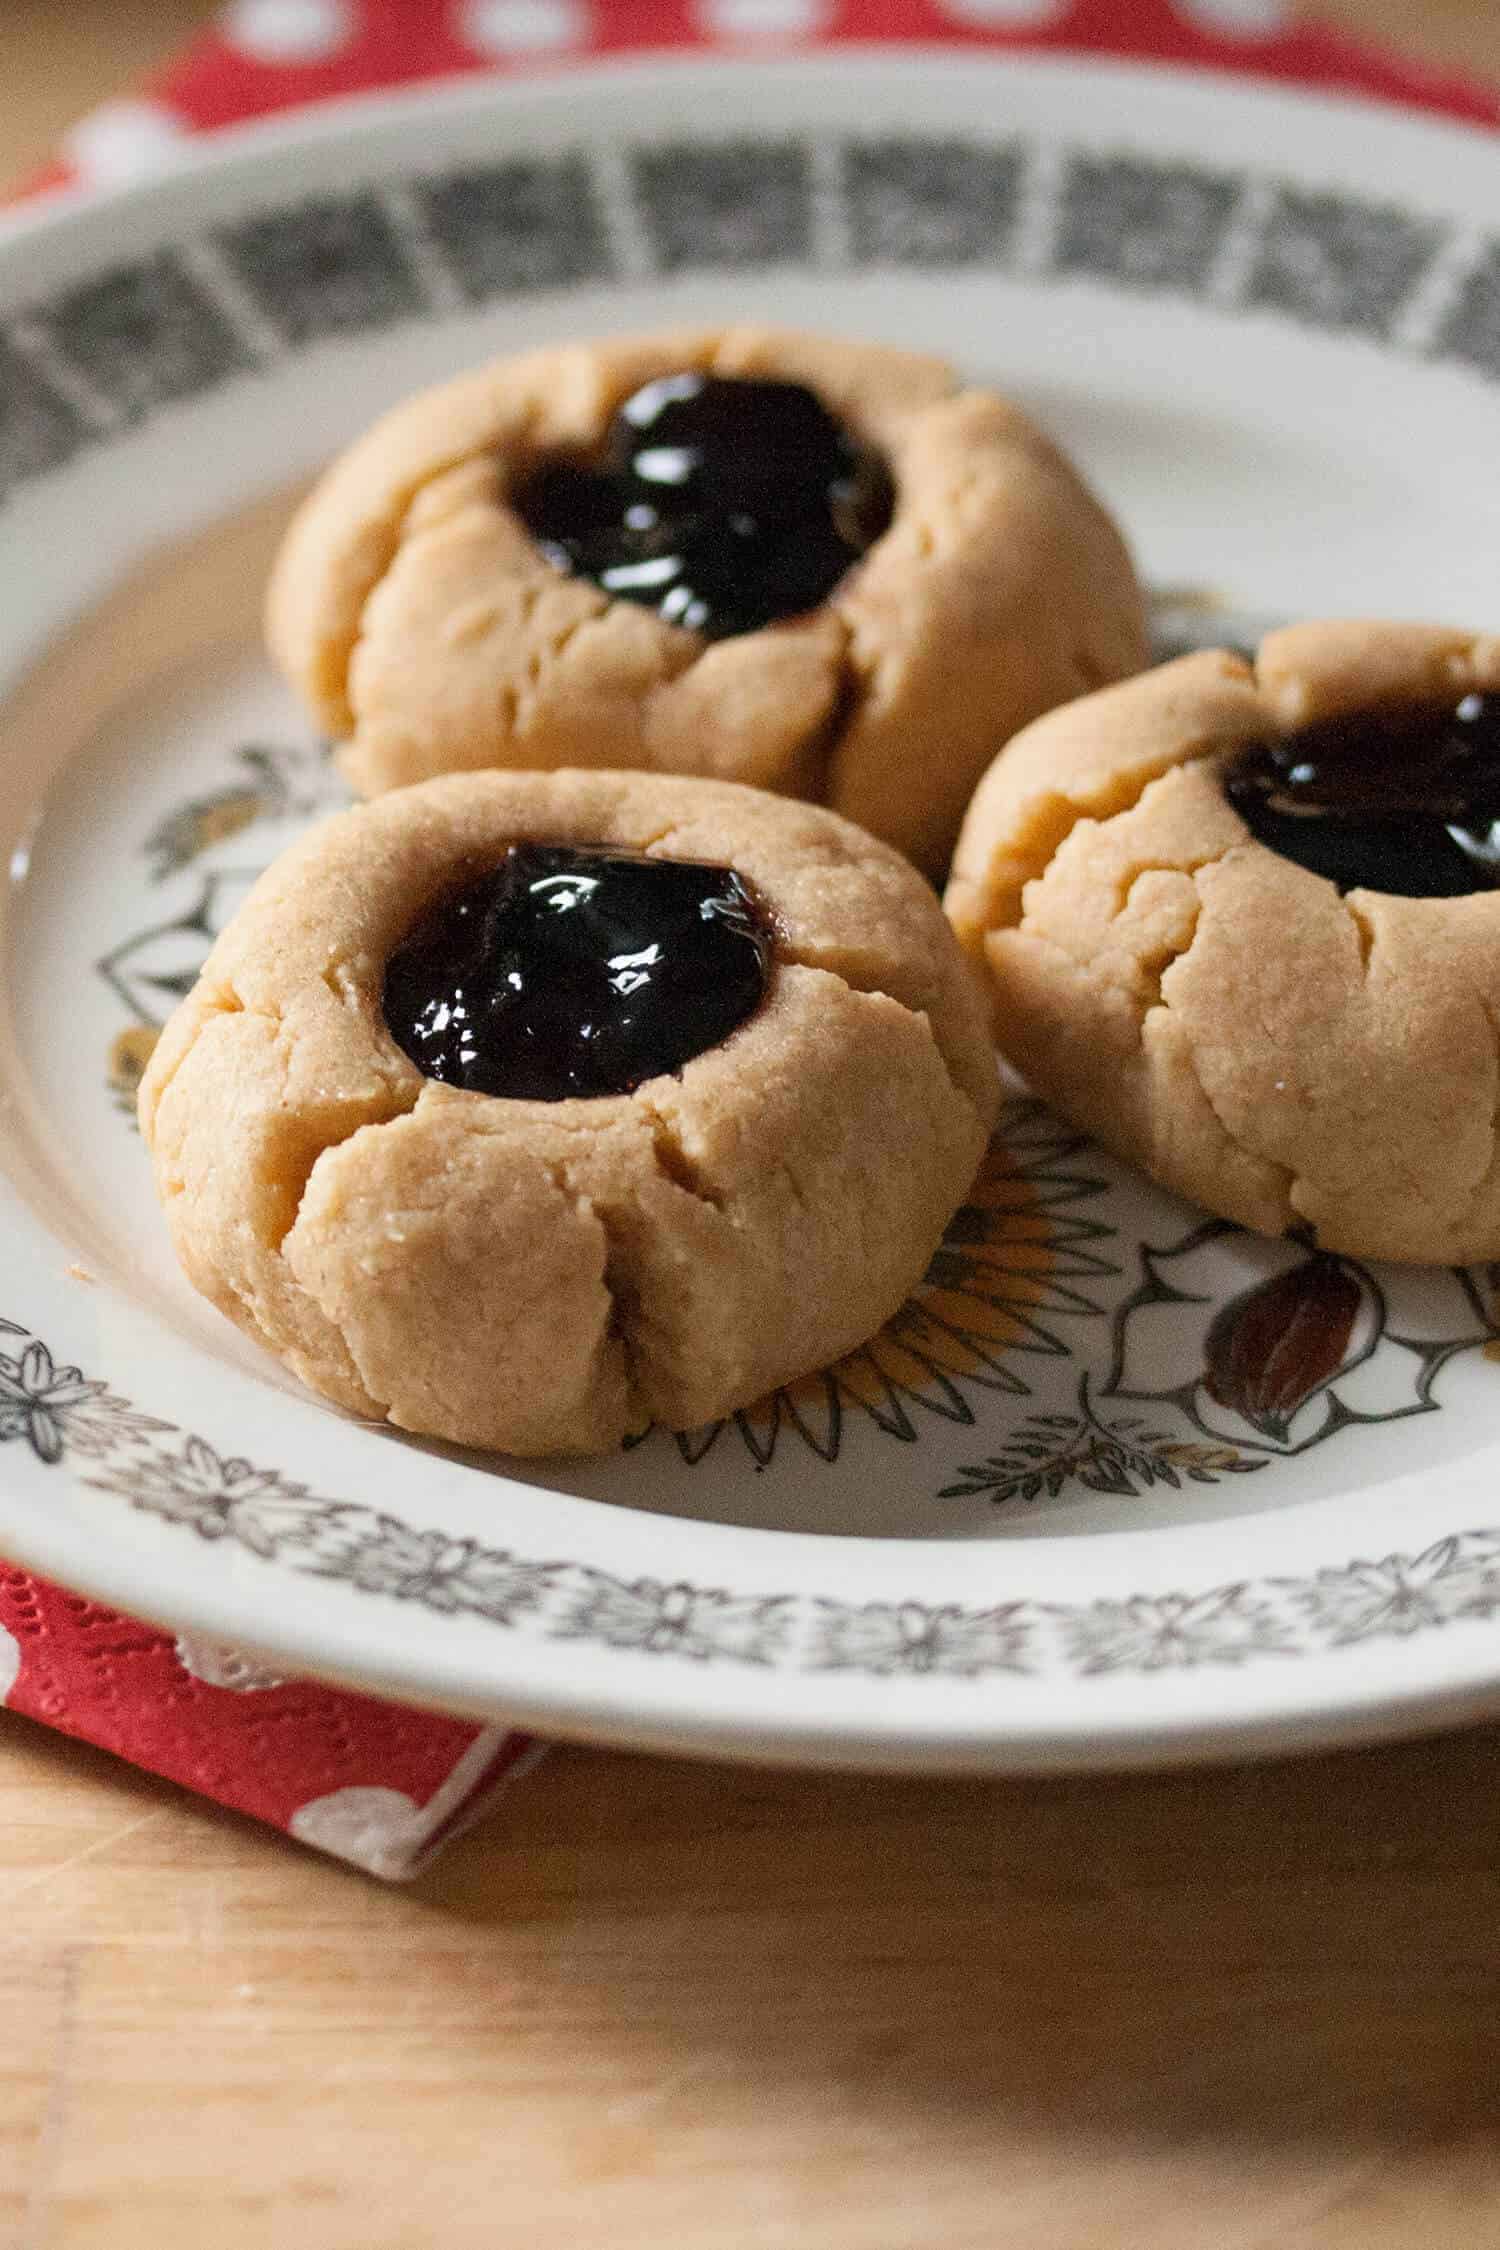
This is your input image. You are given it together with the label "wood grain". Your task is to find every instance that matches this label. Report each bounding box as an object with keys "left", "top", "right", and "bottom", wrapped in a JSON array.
[
  {"left": 0, "top": 1, "right": 220, "bottom": 181},
  {"left": 5, "top": 4, "right": 1500, "bottom": 2245},
  {"left": 1314, "top": 0, "right": 1500, "bottom": 79},
  {"left": 5, "top": 1715, "right": 1500, "bottom": 2247}
]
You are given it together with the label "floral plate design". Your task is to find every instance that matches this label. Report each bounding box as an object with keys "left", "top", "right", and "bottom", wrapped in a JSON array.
[{"left": 5, "top": 52, "right": 1500, "bottom": 1768}]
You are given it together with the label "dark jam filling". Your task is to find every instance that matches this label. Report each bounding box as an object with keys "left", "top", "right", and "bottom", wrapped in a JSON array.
[
  {"left": 382, "top": 843, "right": 772, "bottom": 1101},
  {"left": 1223, "top": 693, "right": 1500, "bottom": 898},
  {"left": 512, "top": 372, "right": 894, "bottom": 641}
]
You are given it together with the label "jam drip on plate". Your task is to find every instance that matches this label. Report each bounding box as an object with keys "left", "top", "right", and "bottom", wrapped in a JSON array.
[
  {"left": 1223, "top": 693, "right": 1500, "bottom": 897},
  {"left": 513, "top": 372, "right": 893, "bottom": 641},
  {"left": 383, "top": 843, "right": 772, "bottom": 1101}
]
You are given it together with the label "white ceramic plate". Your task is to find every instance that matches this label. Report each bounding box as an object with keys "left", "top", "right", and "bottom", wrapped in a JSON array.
[{"left": 5, "top": 49, "right": 1500, "bottom": 1771}]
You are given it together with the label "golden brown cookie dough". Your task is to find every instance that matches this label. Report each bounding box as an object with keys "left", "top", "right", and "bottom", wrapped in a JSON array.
[
  {"left": 945, "top": 621, "right": 1500, "bottom": 1265},
  {"left": 266, "top": 326, "right": 1147, "bottom": 876},
  {"left": 141, "top": 769, "right": 998, "bottom": 1455}
]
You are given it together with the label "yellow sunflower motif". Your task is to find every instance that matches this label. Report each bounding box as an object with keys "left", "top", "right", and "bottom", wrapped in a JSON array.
[
  {"left": 107, "top": 1024, "right": 162, "bottom": 1115},
  {"left": 667, "top": 1099, "right": 1120, "bottom": 1466}
]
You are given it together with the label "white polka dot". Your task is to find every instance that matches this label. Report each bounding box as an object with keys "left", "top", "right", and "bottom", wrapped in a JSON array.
[
  {"left": 62, "top": 99, "right": 189, "bottom": 189},
  {"left": 698, "top": 0, "right": 829, "bottom": 42},
  {"left": 173, "top": 1635, "right": 286, "bottom": 1693},
  {"left": 290, "top": 1786, "right": 426, "bottom": 1877},
  {"left": 0, "top": 1624, "right": 19, "bottom": 1706},
  {"left": 933, "top": 0, "right": 1067, "bottom": 25},
  {"left": 223, "top": 0, "right": 354, "bottom": 61},
  {"left": 1176, "top": 0, "right": 1288, "bottom": 33},
  {"left": 459, "top": 0, "right": 587, "bottom": 55}
]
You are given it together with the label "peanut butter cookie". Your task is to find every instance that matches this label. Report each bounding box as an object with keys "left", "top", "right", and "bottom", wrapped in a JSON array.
[
  {"left": 946, "top": 622, "right": 1500, "bottom": 1264},
  {"left": 267, "top": 326, "right": 1146, "bottom": 875},
  {"left": 142, "top": 769, "right": 997, "bottom": 1454}
]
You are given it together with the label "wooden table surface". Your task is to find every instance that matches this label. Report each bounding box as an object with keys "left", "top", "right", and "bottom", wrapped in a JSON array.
[{"left": 6, "top": 4, "right": 1500, "bottom": 2244}]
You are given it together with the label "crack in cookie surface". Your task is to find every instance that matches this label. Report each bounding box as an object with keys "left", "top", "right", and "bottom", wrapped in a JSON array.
[
  {"left": 639, "top": 1105, "right": 729, "bottom": 1214},
  {"left": 945, "top": 650, "right": 1260, "bottom": 951},
  {"left": 144, "top": 997, "right": 422, "bottom": 1419},
  {"left": 1345, "top": 895, "right": 1377, "bottom": 977},
  {"left": 776, "top": 936, "right": 996, "bottom": 1129},
  {"left": 1454, "top": 995, "right": 1500, "bottom": 1242},
  {"left": 1127, "top": 874, "right": 1204, "bottom": 1016},
  {"left": 981, "top": 743, "right": 1239, "bottom": 938},
  {"left": 283, "top": 1100, "right": 633, "bottom": 1451},
  {"left": 1153, "top": 1003, "right": 1300, "bottom": 1235}
]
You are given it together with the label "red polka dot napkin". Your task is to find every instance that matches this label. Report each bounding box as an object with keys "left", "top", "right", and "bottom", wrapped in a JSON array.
[
  {"left": 1, "top": 1567, "right": 541, "bottom": 1877},
  {"left": 21, "top": 0, "right": 1498, "bottom": 202},
  {"left": 2, "top": 0, "right": 1493, "bottom": 1875}
]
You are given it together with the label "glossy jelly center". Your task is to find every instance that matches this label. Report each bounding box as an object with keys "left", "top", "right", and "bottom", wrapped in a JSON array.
[
  {"left": 382, "top": 843, "right": 772, "bottom": 1101},
  {"left": 1223, "top": 693, "right": 1500, "bottom": 898},
  {"left": 512, "top": 372, "right": 893, "bottom": 641}
]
